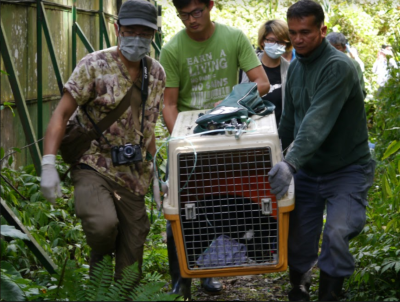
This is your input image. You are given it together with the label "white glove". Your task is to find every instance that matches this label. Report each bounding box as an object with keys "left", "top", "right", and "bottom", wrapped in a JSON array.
[{"left": 40, "top": 155, "right": 61, "bottom": 205}]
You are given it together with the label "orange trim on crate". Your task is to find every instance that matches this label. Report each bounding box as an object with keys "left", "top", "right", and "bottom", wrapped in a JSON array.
[{"left": 166, "top": 212, "right": 292, "bottom": 278}]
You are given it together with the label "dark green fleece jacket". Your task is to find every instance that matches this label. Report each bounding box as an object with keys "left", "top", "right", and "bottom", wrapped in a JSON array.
[{"left": 279, "top": 38, "right": 370, "bottom": 175}]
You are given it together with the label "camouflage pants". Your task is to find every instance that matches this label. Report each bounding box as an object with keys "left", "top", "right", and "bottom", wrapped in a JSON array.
[{"left": 71, "top": 167, "right": 150, "bottom": 280}]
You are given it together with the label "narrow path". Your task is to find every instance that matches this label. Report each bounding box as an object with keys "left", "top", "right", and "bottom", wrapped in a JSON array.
[{"left": 191, "top": 269, "right": 320, "bottom": 301}]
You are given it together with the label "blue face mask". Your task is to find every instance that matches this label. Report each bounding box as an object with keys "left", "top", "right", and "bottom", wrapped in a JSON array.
[
  {"left": 119, "top": 36, "right": 152, "bottom": 62},
  {"left": 264, "top": 43, "right": 286, "bottom": 59}
]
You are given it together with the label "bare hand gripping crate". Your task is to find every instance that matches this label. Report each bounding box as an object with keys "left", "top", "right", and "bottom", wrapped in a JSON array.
[{"left": 163, "top": 110, "right": 294, "bottom": 278}]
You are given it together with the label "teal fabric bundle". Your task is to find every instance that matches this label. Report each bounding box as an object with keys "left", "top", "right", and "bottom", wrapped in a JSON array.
[{"left": 194, "top": 83, "right": 275, "bottom": 134}]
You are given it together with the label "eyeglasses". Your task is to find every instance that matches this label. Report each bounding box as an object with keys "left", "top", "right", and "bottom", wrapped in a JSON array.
[
  {"left": 264, "top": 38, "right": 287, "bottom": 46},
  {"left": 177, "top": 7, "right": 206, "bottom": 21},
  {"left": 120, "top": 31, "right": 153, "bottom": 39}
]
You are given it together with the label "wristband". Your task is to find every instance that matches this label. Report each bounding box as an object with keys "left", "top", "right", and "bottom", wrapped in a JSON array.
[{"left": 42, "top": 154, "right": 56, "bottom": 166}]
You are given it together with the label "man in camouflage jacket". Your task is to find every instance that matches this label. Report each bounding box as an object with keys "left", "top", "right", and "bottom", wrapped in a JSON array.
[{"left": 40, "top": 0, "right": 166, "bottom": 280}]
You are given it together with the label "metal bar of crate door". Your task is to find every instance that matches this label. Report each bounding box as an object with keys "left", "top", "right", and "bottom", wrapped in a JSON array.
[
  {"left": 0, "top": 21, "right": 42, "bottom": 174},
  {"left": 37, "top": 0, "right": 43, "bottom": 153},
  {"left": 99, "top": 0, "right": 104, "bottom": 50},
  {"left": 75, "top": 22, "right": 95, "bottom": 53},
  {"left": 0, "top": 199, "right": 58, "bottom": 275},
  {"left": 72, "top": 0, "right": 77, "bottom": 68},
  {"left": 40, "top": 1, "right": 64, "bottom": 95}
]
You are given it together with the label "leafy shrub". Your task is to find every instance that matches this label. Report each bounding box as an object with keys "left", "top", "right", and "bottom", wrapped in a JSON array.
[{"left": 344, "top": 37, "right": 400, "bottom": 301}]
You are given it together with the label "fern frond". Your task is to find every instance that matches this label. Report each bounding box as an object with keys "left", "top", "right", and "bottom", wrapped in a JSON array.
[
  {"left": 85, "top": 255, "right": 114, "bottom": 301},
  {"left": 106, "top": 262, "right": 140, "bottom": 301},
  {"left": 76, "top": 286, "right": 88, "bottom": 302}
]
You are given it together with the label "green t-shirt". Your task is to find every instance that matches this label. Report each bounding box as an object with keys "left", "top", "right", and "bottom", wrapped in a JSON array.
[{"left": 159, "top": 23, "right": 261, "bottom": 112}]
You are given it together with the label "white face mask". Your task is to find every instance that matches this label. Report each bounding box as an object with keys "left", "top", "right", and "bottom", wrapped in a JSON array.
[
  {"left": 119, "top": 36, "right": 152, "bottom": 62},
  {"left": 264, "top": 43, "right": 286, "bottom": 59}
]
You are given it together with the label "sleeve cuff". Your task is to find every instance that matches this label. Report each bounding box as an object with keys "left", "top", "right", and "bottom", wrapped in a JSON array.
[{"left": 42, "top": 154, "right": 56, "bottom": 166}]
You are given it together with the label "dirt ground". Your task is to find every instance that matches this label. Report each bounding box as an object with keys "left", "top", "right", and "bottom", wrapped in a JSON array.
[{"left": 189, "top": 269, "right": 320, "bottom": 301}]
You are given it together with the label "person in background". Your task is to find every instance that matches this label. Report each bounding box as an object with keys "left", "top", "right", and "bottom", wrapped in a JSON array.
[
  {"left": 372, "top": 44, "right": 398, "bottom": 88},
  {"left": 241, "top": 19, "right": 291, "bottom": 126},
  {"left": 326, "top": 32, "right": 366, "bottom": 98},
  {"left": 268, "top": 1, "right": 376, "bottom": 300},
  {"left": 282, "top": 46, "right": 296, "bottom": 62},
  {"left": 159, "top": 0, "right": 270, "bottom": 299},
  {"left": 348, "top": 45, "right": 364, "bottom": 72},
  {"left": 40, "top": 0, "right": 165, "bottom": 284}
]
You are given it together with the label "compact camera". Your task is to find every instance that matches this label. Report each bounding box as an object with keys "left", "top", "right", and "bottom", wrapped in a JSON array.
[{"left": 111, "top": 143, "right": 142, "bottom": 166}]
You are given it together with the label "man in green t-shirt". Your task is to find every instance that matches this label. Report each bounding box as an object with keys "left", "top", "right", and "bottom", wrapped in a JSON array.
[
  {"left": 159, "top": 0, "right": 270, "bottom": 299},
  {"left": 160, "top": 0, "right": 270, "bottom": 133}
]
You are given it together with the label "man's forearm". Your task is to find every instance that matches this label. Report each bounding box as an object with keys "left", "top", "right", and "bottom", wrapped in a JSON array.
[
  {"left": 257, "top": 81, "right": 270, "bottom": 97},
  {"left": 163, "top": 105, "right": 179, "bottom": 134},
  {"left": 43, "top": 112, "right": 69, "bottom": 155},
  {"left": 43, "top": 91, "right": 78, "bottom": 155}
]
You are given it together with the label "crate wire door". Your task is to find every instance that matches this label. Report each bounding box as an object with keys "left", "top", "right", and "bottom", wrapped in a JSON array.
[{"left": 177, "top": 147, "right": 279, "bottom": 271}]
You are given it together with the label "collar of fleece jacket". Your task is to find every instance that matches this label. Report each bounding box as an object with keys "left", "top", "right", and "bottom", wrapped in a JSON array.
[{"left": 295, "top": 38, "right": 329, "bottom": 65}]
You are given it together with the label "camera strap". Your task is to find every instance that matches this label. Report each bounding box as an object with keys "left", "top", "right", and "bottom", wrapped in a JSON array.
[
  {"left": 140, "top": 56, "right": 149, "bottom": 147},
  {"left": 130, "top": 56, "right": 152, "bottom": 147}
]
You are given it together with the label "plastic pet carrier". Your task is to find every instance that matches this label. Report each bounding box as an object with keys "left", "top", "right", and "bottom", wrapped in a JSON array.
[{"left": 163, "top": 110, "right": 294, "bottom": 278}]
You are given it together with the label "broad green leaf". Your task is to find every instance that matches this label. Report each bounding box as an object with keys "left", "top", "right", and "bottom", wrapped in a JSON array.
[
  {"left": 382, "top": 140, "right": 400, "bottom": 160},
  {"left": 0, "top": 225, "right": 30, "bottom": 241},
  {"left": 383, "top": 176, "right": 393, "bottom": 198},
  {"left": 0, "top": 274, "right": 25, "bottom": 301},
  {"left": 8, "top": 156, "right": 13, "bottom": 167},
  {"left": 398, "top": 159, "right": 400, "bottom": 174},
  {"left": 0, "top": 261, "right": 22, "bottom": 278},
  {"left": 0, "top": 147, "right": 4, "bottom": 159},
  {"left": 0, "top": 70, "right": 9, "bottom": 75},
  {"left": 395, "top": 262, "right": 400, "bottom": 273},
  {"left": 387, "top": 164, "right": 398, "bottom": 185},
  {"left": 381, "top": 262, "right": 394, "bottom": 274},
  {"left": 30, "top": 192, "right": 40, "bottom": 203}
]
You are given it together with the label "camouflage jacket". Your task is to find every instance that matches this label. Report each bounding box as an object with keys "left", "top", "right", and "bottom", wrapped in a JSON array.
[{"left": 64, "top": 46, "right": 166, "bottom": 195}]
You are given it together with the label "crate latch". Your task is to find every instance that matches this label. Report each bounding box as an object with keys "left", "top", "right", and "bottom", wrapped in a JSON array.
[
  {"left": 185, "top": 203, "right": 197, "bottom": 220},
  {"left": 261, "top": 198, "right": 272, "bottom": 215}
]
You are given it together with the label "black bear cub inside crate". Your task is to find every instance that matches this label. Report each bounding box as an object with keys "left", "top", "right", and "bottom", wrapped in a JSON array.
[{"left": 180, "top": 194, "right": 278, "bottom": 270}]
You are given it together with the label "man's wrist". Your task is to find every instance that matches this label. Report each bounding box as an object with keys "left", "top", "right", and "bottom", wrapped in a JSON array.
[
  {"left": 283, "top": 159, "right": 296, "bottom": 174},
  {"left": 42, "top": 154, "right": 56, "bottom": 166}
]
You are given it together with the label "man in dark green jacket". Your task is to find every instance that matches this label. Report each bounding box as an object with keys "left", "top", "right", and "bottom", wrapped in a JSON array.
[{"left": 267, "top": 1, "right": 375, "bottom": 301}]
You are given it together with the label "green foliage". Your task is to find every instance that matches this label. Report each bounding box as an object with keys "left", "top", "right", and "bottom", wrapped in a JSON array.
[
  {"left": 1, "top": 261, "right": 41, "bottom": 301},
  {"left": 1, "top": 273, "right": 26, "bottom": 301},
  {"left": 27, "top": 256, "right": 179, "bottom": 301},
  {"left": 0, "top": 155, "right": 89, "bottom": 273},
  {"left": 0, "top": 101, "right": 15, "bottom": 116},
  {"left": 344, "top": 35, "right": 400, "bottom": 301},
  {"left": 0, "top": 141, "right": 171, "bottom": 300}
]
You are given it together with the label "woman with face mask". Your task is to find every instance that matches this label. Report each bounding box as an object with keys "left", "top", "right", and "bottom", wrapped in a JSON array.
[{"left": 241, "top": 19, "right": 292, "bottom": 126}]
